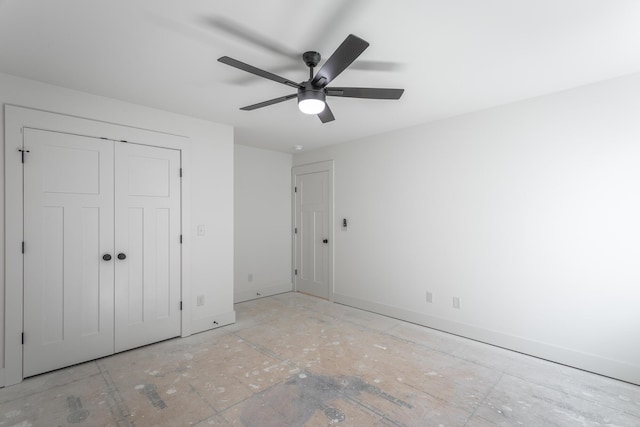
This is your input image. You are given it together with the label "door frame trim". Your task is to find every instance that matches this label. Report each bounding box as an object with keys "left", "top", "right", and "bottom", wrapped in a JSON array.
[
  {"left": 3, "top": 105, "right": 192, "bottom": 386},
  {"left": 292, "top": 160, "right": 334, "bottom": 301}
]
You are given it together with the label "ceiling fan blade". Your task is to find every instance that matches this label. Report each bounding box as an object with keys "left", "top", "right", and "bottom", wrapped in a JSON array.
[
  {"left": 326, "top": 87, "right": 404, "bottom": 99},
  {"left": 311, "top": 34, "right": 369, "bottom": 88},
  {"left": 229, "top": 63, "right": 302, "bottom": 86},
  {"left": 301, "top": 1, "right": 400, "bottom": 72},
  {"left": 218, "top": 56, "right": 301, "bottom": 89},
  {"left": 204, "top": 16, "right": 298, "bottom": 60},
  {"left": 240, "top": 94, "right": 297, "bottom": 111},
  {"left": 318, "top": 104, "right": 335, "bottom": 123}
]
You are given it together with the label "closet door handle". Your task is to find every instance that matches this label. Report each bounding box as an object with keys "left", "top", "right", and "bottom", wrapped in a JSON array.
[
  {"left": 117, "top": 253, "right": 127, "bottom": 260},
  {"left": 102, "top": 254, "right": 112, "bottom": 261}
]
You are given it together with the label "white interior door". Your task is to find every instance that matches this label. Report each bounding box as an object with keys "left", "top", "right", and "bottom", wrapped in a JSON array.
[
  {"left": 294, "top": 168, "right": 331, "bottom": 299},
  {"left": 23, "top": 129, "right": 115, "bottom": 377},
  {"left": 114, "top": 143, "right": 182, "bottom": 352}
]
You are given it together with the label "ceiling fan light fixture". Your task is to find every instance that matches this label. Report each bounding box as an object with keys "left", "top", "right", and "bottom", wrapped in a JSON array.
[
  {"left": 218, "top": 34, "right": 404, "bottom": 124},
  {"left": 297, "top": 88, "right": 325, "bottom": 115}
]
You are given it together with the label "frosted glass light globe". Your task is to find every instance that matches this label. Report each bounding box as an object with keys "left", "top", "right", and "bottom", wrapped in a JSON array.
[{"left": 298, "top": 98, "right": 326, "bottom": 115}]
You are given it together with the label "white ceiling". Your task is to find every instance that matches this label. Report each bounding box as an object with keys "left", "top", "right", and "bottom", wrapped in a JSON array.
[{"left": 1, "top": 0, "right": 640, "bottom": 152}]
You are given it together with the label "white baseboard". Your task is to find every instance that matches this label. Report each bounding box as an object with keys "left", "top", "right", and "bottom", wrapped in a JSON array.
[
  {"left": 234, "top": 282, "right": 293, "bottom": 303},
  {"left": 190, "top": 310, "right": 236, "bottom": 335},
  {"left": 333, "top": 293, "right": 640, "bottom": 386}
]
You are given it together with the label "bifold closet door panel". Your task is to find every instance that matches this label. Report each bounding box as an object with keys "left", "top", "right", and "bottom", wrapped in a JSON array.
[
  {"left": 23, "top": 129, "right": 115, "bottom": 377},
  {"left": 114, "top": 142, "right": 182, "bottom": 352}
]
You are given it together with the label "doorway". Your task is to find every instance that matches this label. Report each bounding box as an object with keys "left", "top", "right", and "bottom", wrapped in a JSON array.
[
  {"left": 22, "top": 128, "right": 182, "bottom": 377},
  {"left": 4, "top": 105, "right": 192, "bottom": 386},
  {"left": 293, "top": 161, "right": 334, "bottom": 300}
]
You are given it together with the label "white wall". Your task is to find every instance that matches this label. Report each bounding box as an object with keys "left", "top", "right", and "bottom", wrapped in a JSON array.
[
  {"left": 0, "top": 73, "right": 235, "bottom": 379},
  {"left": 234, "top": 145, "right": 292, "bottom": 302},
  {"left": 293, "top": 72, "right": 640, "bottom": 385}
]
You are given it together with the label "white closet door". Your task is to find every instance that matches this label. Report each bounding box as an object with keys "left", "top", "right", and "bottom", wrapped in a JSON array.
[
  {"left": 114, "top": 143, "right": 181, "bottom": 352},
  {"left": 23, "top": 129, "right": 115, "bottom": 377}
]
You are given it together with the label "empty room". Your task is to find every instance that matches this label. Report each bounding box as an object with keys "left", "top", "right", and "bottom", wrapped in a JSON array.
[{"left": 1, "top": 0, "right": 639, "bottom": 426}]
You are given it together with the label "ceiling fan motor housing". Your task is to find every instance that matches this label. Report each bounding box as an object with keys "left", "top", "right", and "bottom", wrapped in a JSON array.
[{"left": 298, "top": 81, "right": 325, "bottom": 101}]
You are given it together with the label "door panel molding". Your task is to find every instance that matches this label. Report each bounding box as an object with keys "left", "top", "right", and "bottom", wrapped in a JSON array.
[{"left": 4, "top": 105, "right": 192, "bottom": 386}]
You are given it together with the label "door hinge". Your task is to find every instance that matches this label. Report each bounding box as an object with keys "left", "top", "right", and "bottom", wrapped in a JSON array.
[
  {"left": 18, "top": 148, "right": 30, "bottom": 163},
  {"left": 294, "top": 186, "right": 297, "bottom": 193},
  {"left": 179, "top": 168, "right": 183, "bottom": 178},
  {"left": 180, "top": 235, "right": 183, "bottom": 244},
  {"left": 21, "top": 332, "right": 24, "bottom": 345},
  {"left": 21, "top": 241, "right": 24, "bottom": 254},
  {"left": 294, "top": 269, "right": 298, "bottom": 276},
  {"left": 180, "top": 301, "right": 183, "bottom": 311},
  {"left": 294, "top": 227, "right": 297, "bottom": 234}
]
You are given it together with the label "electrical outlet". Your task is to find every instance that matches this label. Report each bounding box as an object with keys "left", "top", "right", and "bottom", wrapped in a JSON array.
[
  {"left": 196, "top": 295, "right": 205, "bottom": 306},
  {"left": 426, "top": 291, "right": 433, "bottom": 303},
  {"left": 453, "top": 297, "right": 461, "bottom": 309}
]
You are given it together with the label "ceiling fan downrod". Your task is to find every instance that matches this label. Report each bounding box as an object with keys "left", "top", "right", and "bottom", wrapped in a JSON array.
[{"left": 302, "top": 51, "right": 321, "bottom": 81}]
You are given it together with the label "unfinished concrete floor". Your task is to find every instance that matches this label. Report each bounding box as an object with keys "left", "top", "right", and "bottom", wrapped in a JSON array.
[{"left": 1, "top": 292, "right": 639, "bottom": 426}]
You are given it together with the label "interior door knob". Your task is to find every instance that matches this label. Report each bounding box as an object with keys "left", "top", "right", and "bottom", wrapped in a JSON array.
[
  {"left": 322, "top": 239, "right": 328, "bottom": 244},
  {"left": 117, "top": 253, "right": 127, "bottom": 260},
  {"left": 102, "top": 254, "right": 112, "bottom": 261}
]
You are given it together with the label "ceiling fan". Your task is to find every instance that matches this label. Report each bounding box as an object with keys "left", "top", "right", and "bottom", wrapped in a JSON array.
[{"left": 218, "top": 34, "right": 404, "bottom": 123}]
